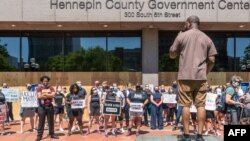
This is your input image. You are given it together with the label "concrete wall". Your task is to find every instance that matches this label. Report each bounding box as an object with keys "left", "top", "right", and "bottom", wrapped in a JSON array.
[{"left": 0, "top": 0, "right": 249, "bottom": 22}]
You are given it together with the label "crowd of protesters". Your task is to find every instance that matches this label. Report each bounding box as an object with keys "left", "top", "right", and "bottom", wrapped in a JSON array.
[{"left": 0, "top": 75, "right": 249, "bottom": 141}]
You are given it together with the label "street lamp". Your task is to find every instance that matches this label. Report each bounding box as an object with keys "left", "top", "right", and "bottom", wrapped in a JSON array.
[{"left": 24, "top": 58, "right": 39, "bottom": 71}]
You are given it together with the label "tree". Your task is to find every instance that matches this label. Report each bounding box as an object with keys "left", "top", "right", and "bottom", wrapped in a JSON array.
[
  {"left": 0, "top": 41, "right": 14, "bottom": 70},
  {"left": 159, "top": 53, "right": 179, "bottom": 71}
]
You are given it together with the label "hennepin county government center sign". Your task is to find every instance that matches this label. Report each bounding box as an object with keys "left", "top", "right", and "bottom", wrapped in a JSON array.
[{"left": 49, "top": 0, "right": 250, "bottom": 18}]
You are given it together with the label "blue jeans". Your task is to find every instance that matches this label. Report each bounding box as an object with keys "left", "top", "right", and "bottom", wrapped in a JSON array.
[
  {"left": 150, "top": 104, "right": 163, "bottom": 129},
  {"left": 174, "top": 105, "right": 182, "bottom": 127}
]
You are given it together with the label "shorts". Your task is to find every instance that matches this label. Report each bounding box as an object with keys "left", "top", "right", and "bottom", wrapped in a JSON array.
[
  {"left": 162, "top": 103, "right": 168, "bottom": 109},
  {"left": 54, "top": 106, "right": 64, "bottom": 114},
  {"left": 67, "top": 109, "right": 83, "bottom": 118},
  {"left": 117, "top": 109, "right": 124, "bottom": 121},
  {"left": 206, "top": 110, "right": 215, "bottom": 119},
  {"left": 35, "top": 108, "right": 38, "bottom": 113},
  {"left": 20, "top": 108, "right": 35, "bottom": 118},
  {"left": 216, "top": 106, "right": 226, "bottom": 114},
  {"left": 129, "top": 111, "right": 143, "bottom": 117},
  {"left": 178, "top": 80, "right": 207, "bottom": 107},
  {"left": 90, "top": 105, "right": 100, "bottom": 116}
]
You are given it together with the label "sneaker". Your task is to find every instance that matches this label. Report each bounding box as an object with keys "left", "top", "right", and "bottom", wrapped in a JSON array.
[
  {"left": 59, "top": 127, "right": 64, "bottom": 132},
  {"left": 71, "top": 126, "right": 76, "bottom": 132},
  {"left": 75, "top": 126, "right": 80, "bottom": 131},
  {"left": 136, "top": 131, "right": 140, "bottom": 136},
  {"left": 112, "top": 130, "right": 116, "bottom": 136},
  {"left": 196, "top": 136, "right": 205, "bottom": 141},
  {"left": 126, "top": 130, "right": 131, "bottom": 136},
  {"left": 104, "top": 132, "right": 108, "bottom": 138},
  {"left": 215, "top": 131, "right": 221, "bottom": 136},
  {"left": 194, "top": 129, "right": 197, "bottom": 134},
  {"left": 120, "top": 128, "right": 125, "bottom": 133},
  {"left": 172, "top": 127, "right": 178, "bottom": 131},
  {"left": 204, "top": 130, "right": 209, "bottom": 136}
]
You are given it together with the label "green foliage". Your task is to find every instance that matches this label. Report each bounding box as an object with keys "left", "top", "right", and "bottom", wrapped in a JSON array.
[
  {"left": 0, "top": 41, "right": 15, "bottom": 70},
  {"left": 159, "top": 53, "right": 179, "bottom": 71}
]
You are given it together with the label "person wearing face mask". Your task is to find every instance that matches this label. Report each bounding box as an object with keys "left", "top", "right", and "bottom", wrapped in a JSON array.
[
  {"left": 166, "top": 82, "right": 177, "bottom": 126},
  {"left": 150, "top": 86, "right": 163, "bottom": 130},
  {"left": 19, "top": 83, "right": 36, "bottom": 133},
  {"left": 36, "top": 76, "right": 58, "bottom": 141},
  {"left": 143, "top": 84, "right": 152, "bottom": 126},
  {"left": 225, "top": 75, "right": 245, "bottom": 125},
  {"left": 53, "top": 85, "right": 65, "bottom": 132},
  {"left": 86, "top": 87, "right": 101, "bottom": 135},
  {"left": 2, "top": 83, "right": 15, "bottom": 126},
  {"left": 123, "top": 83, "right": 134, "bottom": 128},
  {"left": 0, "top": 89, "right": 7, "bottom": 135}
]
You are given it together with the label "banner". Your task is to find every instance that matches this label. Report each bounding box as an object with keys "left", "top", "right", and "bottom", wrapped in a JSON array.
[
  {"left": 71, "top": 99, "right": 85, "bottom": 109},
  {"left": 163, "top": 93, "right": 177, "bottom": 104},
  {"left": 0, "top": 104, "right": 7, "bottom": 122},
  {"left": 1, "top": 88, "right": 19, "bottom": 102},
  {"left": 205, "top": 93, "right": 217, "bottom": 111},
  {"left": 21, "top": 92, "right": 38, "bottom": 108},
  {"left": 103, "top": 100, "right": 121, "bottom": 116}
]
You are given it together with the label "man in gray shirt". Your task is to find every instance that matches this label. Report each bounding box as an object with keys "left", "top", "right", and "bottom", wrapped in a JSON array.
[{"left": 170, "top": 15, "right": 217, "bottom": 141}]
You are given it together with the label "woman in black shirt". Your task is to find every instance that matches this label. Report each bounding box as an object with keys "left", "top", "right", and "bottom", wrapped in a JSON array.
[
  {"left": 66, "top": 84, "right": 84, "bottom": 136},
  {"left": 53, "top": 86, "right": 65, "bottom": 132}
]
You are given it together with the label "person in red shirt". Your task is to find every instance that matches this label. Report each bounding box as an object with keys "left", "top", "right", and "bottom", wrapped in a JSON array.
[{"left": 36, "top": 76, "right": 59, "bottom": 141}]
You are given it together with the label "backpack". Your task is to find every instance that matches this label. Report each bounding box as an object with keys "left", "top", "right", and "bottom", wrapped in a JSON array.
[{"left": 219, "top": 86, "right": 236, "bottom": 113}]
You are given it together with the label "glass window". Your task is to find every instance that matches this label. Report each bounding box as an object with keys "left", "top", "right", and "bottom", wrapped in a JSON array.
[
  {"left": 64, "top": 36, "right": 106, "bottom": 71},
  {"left": 0, "top": 37, "right": 20, "bottom": 71},
  {"left": 22, "top": 33, "right": 63, "bottom": 71},
  {"left": 159, "top": 32, "right": 179, "bottom": 72},
  {"left": 108, "top": 37, "right": 141, "bottom": 71},
  {"left": 236, "top": 37, "right": 250, "bottom": 71},
  {"left": 207, "top": 33, "right": 235, "bottom": 72}
]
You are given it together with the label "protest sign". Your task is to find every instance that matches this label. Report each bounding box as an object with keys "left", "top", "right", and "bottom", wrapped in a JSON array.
[
  {"left": 205, "top": 93, "right": 217, "bottom": 111},
  {"left": 129, "top": 103, "right": 143, "bottom": 116},
  {"left": 163, "top": 93, "right": 177, "bottom": 104},
  {"left": 0, "top": 104, "right": 7, "bottom": 122},
  {"left": 1, "top": 88, "right": 19, "bottom": 102},
  {"left": 190, "top": 103, "right": 197, "bottom": 113},
  {"left": 103, "top": 100, "right": 121, "bottom": 116},
  {"left": 21, "top": 91, "right": 38, "bottom": 108},
  {"left": 71, "top": 99, "right": 85, "bottom": 109}
]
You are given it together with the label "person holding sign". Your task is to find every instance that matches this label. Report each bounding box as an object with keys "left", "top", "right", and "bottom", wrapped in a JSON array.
[
  {"left": 2, "top": 83, "right": 15, "bottom": 125},
  {"left": 126, "top": 83, "right": 148, "bottom": 136},
  {"left": 36, "top": 76, "right": 58, "bottom": 141},
  {"left": 0, "top": 90, "right": 7, "bottom": 136},
  {"left": 53, "top": 86, "right": 65, "bottom": 132},
  {"left": 86, "top": 87, "right": 101, "bottom": 135},
  {"left": 150, "top": 86, "right": 163, "bottom": 130},
  {"left": 66, "top": 83, "right": 85, "bottom": 136},
  {"left": 102, "top": 87, "right": 118, "bottom": 137},
  {"left": 19, "top": 84, "right": 36, "bottom": 133}
]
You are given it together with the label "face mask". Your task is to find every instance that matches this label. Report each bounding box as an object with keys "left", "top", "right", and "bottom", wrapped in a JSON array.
[
  {"left": 113, "top": 87, "right": 118, "bottom": 91},
  {"left": 232, "top": 81, "right": 240, "bottom": 87},
  {"left": 77, "top": 83, "right": 82, "bottom": 87}
]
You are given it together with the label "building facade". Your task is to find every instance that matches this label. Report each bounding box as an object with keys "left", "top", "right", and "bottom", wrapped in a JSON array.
[{"left": 0, "top": 0, "right": 249, "bottom": 86}]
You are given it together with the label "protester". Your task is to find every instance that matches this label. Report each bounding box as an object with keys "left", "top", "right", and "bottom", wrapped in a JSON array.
[
  {"left": 19, "top": 84, "right": 35, "bottom": 133},
  {"left": 0, "top": 89, "right": 7, "bottom": 135},
  {"left": 53, "top": 86, "right": 65, "bottom": 132},
  {"left": 225, "top": 75, "right": 245, "bottom": 125},
  {"left": 166, "top": 82, "right": 177, "bottom": 126},
  {"left": 150, "top": 86, "right": 163, "bottom": 130},
  {"left": 170, "top": 15, "right": 217, "bottom": 141},
  {"left": 36, "top": 76, "right": 58, "bottom": 141},
  {"left": 123, "top": 83, "right": 134, "bottom": 128},
  {"left": 127, "top": 83, "right": 148, "bottom": 136},
  {"left": 102, "top": 87, "right": 118, "bottom": 137},
  {"left": 143, "top": 84, "right": 152, "bottom": 126},
  {"left": 66, "top": 83, "right": 84, "bottom": 136},
  {"left": 86, "top": 87, "right": 101, "bottom": 135},
  {"left": 3, "top": 83, "right": 15, "bottom": 125}
]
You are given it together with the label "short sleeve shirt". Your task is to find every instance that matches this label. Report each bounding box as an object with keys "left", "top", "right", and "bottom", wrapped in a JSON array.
[
  {"left": 170, "top": 28, "right": 217, "bottom": 80},
  {"left": 128, "top": 91, "right": 148, "bottom": 104},
  {"left": 36, "top": 86, "right": 55, "bottom": 106},
  {"left": 226, "top": 87, "right": 237, "bottom": 112}
]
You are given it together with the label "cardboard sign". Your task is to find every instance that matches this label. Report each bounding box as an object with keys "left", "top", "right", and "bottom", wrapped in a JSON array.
[
  {"left": 163, "top": 93, "right": 177, "bottom": 104},
  {"left": 205, "top": 93, "right": 217, "bottom": 111},
  {"left": 103, "top": 100, "right": 121, "bottom": 116},
  {"left": 71, "top": 99, "right": 85, "bottom": 109},
  {"left": 130, "top": 103, "right": 143, "bottom": 112},
  {"left": 1, "top": 88, "right": 19, "bottom": 102},
  {"left": 21, "top": 91, "right": 38, "bottom": 108}
]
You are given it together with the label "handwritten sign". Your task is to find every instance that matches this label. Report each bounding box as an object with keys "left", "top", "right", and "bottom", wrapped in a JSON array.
[
  {"left": 1, "top": 88, "right": 19, "bottom": 102},
  {"left": 71, "top": 99, "right": 85, "bottom": 109},
  {"left": 163, "top": 93, "right": 177, "bottom": 104},
  {"left": 205, "top": 93, "right": 217, "bottom": 111},
  {"left": 21, "top": 92, "right": 38, "bottom": 108}
]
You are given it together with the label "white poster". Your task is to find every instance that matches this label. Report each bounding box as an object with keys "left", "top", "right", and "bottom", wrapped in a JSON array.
[
  {"left": 0, "top": 104, "right": 7, "bottom": 122},
  {"left": 190, "top": 104, "right": 197, "bottom": 113},
  {"left": 163, "top": 93, "right": 177, "bottom": 104},
  {"left": 21, "top": 91, "right": 38, "bottom": 108},
  {"left": 71, "top": 99, "right": 85, "bottom": 109},
  {"left": 129, "top": 103, "right": 143, "bottom": 112},
  {"left": 1, "top": 88, "right": 19, "bottom": 102},
  {"left": 205, "top": 93, "right": 218, "bottom": 111}
]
